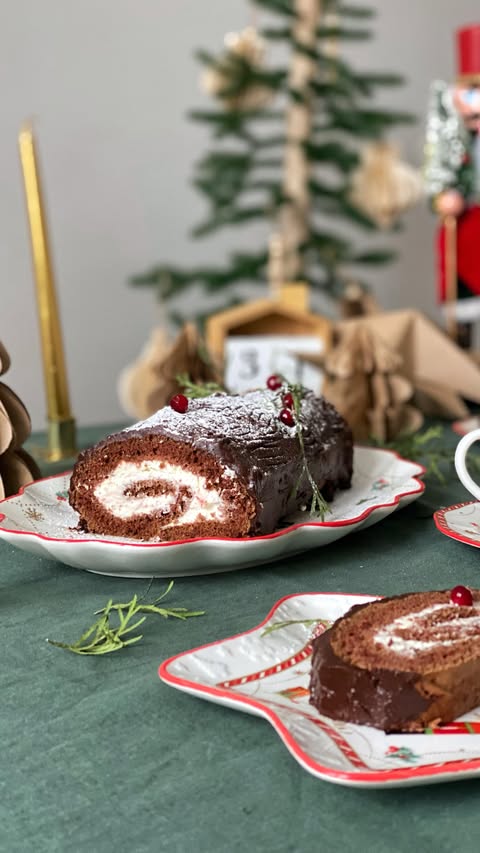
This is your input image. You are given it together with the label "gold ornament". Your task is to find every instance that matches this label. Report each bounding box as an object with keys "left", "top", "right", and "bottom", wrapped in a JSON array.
[
  {"left": 349, "top": 142, "right": 424, "bottom": 229},
  {"left": 200, "top": 26, "right": 274, "bottom": 111}
]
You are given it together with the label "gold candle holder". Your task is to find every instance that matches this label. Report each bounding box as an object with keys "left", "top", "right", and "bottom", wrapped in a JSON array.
[{"left": 18, "top": 124, "right": 77, "bottom": 462}]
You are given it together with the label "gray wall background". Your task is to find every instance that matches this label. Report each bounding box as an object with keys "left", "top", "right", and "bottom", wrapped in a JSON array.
[{"left": 1, "top": 0, "right": 477, "bottom": 430}]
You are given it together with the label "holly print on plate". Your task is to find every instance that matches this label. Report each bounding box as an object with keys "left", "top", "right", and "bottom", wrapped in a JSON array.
[
  {"left": 160, "top": 592, "right": 480, "bottom": 789},
  {"left": 434, "top": 502, "right": 480, "bottom": 550}
]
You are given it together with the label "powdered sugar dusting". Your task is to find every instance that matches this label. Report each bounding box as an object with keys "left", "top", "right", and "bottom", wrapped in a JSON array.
[
  {"left": 124, "top": 390, "right": 284, "bottom": 439},
  {"left": 123, "top": 389, "right": 332, "bottom": 446}
]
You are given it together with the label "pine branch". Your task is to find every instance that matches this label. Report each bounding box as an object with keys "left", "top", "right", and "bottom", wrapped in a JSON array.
[
  {"left": 254, "top": 134, "right": 287, "bottom": 148},
  {"left": 350, "top": 249, "right": 398, "bottom": 265},
  {"left": 314, "top": 54, "right": 404, "bottom": 98},
  {"left": 370, "top": 427, "right": 480, "bottom": 485},
  {"left": 130, "top": 266, "right": 196, "bottom": 299},
  {"left": 356, "top": 71, "right": 405, "bottom": 88},
  {"left": 301, "top": 230, "right": 352, "bottom": 264},
  {"left": 130, "top": 250, "right": 268, "bottom": 297},
  {"left": 309, "top": 182, "right": 378, "bottom": 230},
  {"left": 292, "top": 40, "right": 320, "bottom": 61},
  {"left": 253, "top": 0, "right": 297, "bottom": 17},
  {"left": 328, "top": 105, "right": 416, "bottom": 137},
  {"left": 310, "top": 78, "right": 365, "bottom": 100},
  {"left": 261, "top": 27, "right": 291, "bottom": 41},
  {"left": 338, "top": 4, "right": 375, "bottom": 18},
  {"left": 303, "top": 140, "right": 359, "bottom": 172},
  {"left": 316, "top": 25, "right": 371, "bottom": 40},
  {"left": 192, "top": 205, "right": 272, "bottom": 238}
]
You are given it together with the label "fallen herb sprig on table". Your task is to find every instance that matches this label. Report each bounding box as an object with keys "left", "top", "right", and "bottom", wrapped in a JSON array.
[
  {"left": 47, "top": 580, "right": 205, "bottom": 655},
  {"left": 370, "top": 425, "right": 480, "bottom": 484}
]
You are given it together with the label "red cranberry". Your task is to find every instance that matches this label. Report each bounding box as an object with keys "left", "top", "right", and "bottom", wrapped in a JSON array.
[
  {"left": 266, "top": 374, "right": 282, "bottom": 391},
  {"left": 282, "top": 392, "right": 294, "bottom": 409},
  {"left": 450, "top": 585, "right": 473, "bottom": 607},
  {"left": 279, "top": 408, "right": 295, "bottom": 427},
  {"left": 170, "top": 393, "right": 189, "bottom": 414}
]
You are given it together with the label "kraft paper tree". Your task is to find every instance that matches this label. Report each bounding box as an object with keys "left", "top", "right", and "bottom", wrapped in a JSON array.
[{"left": 132, "top": 0, "right": 416, "bottom": 320}]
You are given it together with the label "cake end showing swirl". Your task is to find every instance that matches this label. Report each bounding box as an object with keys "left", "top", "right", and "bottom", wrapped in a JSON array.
[{"left": 309, "top": 589, "right": 480, "bottom": 732}]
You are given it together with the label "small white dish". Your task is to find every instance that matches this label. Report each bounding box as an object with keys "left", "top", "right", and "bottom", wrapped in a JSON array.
[
  {"left": 0, "top": 447, "right": 424, "bottom": 578},
  {"left": 159, "top": 591, "right": 480, "bottom": 788},
  {"left": 434, "top": 501, "right": 480, "bottom": 549}
]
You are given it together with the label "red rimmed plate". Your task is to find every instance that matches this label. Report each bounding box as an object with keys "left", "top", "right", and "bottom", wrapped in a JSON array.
[
  {"left": 434, "top": 501, "right": 480, "bottom": 550},
  {"left": 159, "top": 591, "right": 480, "bottom": 788},
  {"left": 0, "top": 447, "right": 424, "bottom": 577}
]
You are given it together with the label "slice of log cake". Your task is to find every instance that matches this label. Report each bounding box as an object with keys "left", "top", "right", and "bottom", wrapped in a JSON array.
[
  {"left": 309, "top": 588, "right": 480, "bottom": 732},
  {"left": 68, "top": 389, "right": 353, "bottom": 541}
]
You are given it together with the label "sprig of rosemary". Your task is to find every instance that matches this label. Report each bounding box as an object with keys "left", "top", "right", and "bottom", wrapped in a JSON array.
[
  {"left": 261, "top": 617, "right": 332, "bottom": 637},
  {"left": 47, "top": 581, "right": 204, "bottom": 655},
  {"left": 176, "top": 373, "right": 226, "bottom": 398},
  {"left": 369, "top": 425, "right": 480, "bottom": 484},
  {"left": 280, "top": 382, "right": 330, "bottom": 519}
]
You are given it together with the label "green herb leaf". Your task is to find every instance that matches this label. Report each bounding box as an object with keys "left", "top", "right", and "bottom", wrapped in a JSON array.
[
  {"left": 47, "top": 581, "right": 204, "bottom": 656},
  {"left": 369, "top": 426, "right": 480, "bottom": 484},
  {"left": 261, "top": 617, "right": 332, "bottom": 637},
  {"left": 287, "top": 383, "right": 330, "bottom": 519},
  {"left": 176, "top": 373, "right": 226, "bottom": 398}
]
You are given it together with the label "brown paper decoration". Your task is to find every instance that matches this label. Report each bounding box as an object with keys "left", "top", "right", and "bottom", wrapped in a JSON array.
[
  {"left": 339, "top": 282, "right": 381, "bottom": 319},
  {"left": 118, "top": 323, "right": 222, "bottom": 420},
  {"left": 0, "top": 341, "right": 40, "bottom": 498},
  {"left": 339, "top": 309, "right": 480, "bottom": 420},
  {"left": 349, "top": 142, "right": 424, "bottom": 229},
  {"left": 321, "top": 324, "right": 423, "bottom": 442}
]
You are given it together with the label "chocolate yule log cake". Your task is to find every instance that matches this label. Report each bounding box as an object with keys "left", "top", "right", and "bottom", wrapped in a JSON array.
[
  {"left": 68, "top": 386, "right": 353, "bottom": 541},
  {"left": 309, "top": 587, "right": 480, "bottom": 733}
]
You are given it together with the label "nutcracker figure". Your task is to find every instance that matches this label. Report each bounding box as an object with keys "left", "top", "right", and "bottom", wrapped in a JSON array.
[{"left": 425, "top": 24, "right": 480, "bottom": 348}]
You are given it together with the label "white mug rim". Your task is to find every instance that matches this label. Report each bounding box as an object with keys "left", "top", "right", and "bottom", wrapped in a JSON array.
[{"left": 455, "top": 428, "right": 480, "bottom": 502}]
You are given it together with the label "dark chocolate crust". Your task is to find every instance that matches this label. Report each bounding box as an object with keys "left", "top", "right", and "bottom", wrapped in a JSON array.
[
  {"left": 309, "top": 620, "right": 430, "bottom": 732},
  {"left": 69, "top": 389, "right": 353, "bottom": 540},
  {"left": 309, "top": 590, "right": 480, "bottom": 733}
]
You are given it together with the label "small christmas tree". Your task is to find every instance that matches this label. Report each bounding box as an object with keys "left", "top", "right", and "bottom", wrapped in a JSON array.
[{"left": 132, "top": 0, "right": 416, "bottom": 321}]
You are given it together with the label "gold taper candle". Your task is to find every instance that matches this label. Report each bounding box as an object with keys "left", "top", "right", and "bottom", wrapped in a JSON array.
[{"left": 18, "top": 123, "right": 77, "bottom": 461}]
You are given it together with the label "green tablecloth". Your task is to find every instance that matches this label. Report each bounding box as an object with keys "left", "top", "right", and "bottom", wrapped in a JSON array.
[{"left": 3, "top": 424, "right": 480, "bottom": 853}]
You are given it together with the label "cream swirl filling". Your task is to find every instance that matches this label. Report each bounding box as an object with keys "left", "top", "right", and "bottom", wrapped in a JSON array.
[
  {"left": 94, "top": 459, "right": 233, "bottom": 523},
  {"left": 374, "top": 603, "right": 480, "bottom": 655}
]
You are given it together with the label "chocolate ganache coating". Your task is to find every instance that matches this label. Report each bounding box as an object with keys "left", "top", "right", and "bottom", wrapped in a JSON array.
[
  {"left": 69, "top": 389, "right": 353, "bottom": 539},
  {"left": 309, "top": 590, "right": 480, "bottom": 732}
]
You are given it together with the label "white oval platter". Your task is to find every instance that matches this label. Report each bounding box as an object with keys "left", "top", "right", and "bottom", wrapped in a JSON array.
[{"left": 0, "top": 446, "right": 424, "bottom": 578}]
